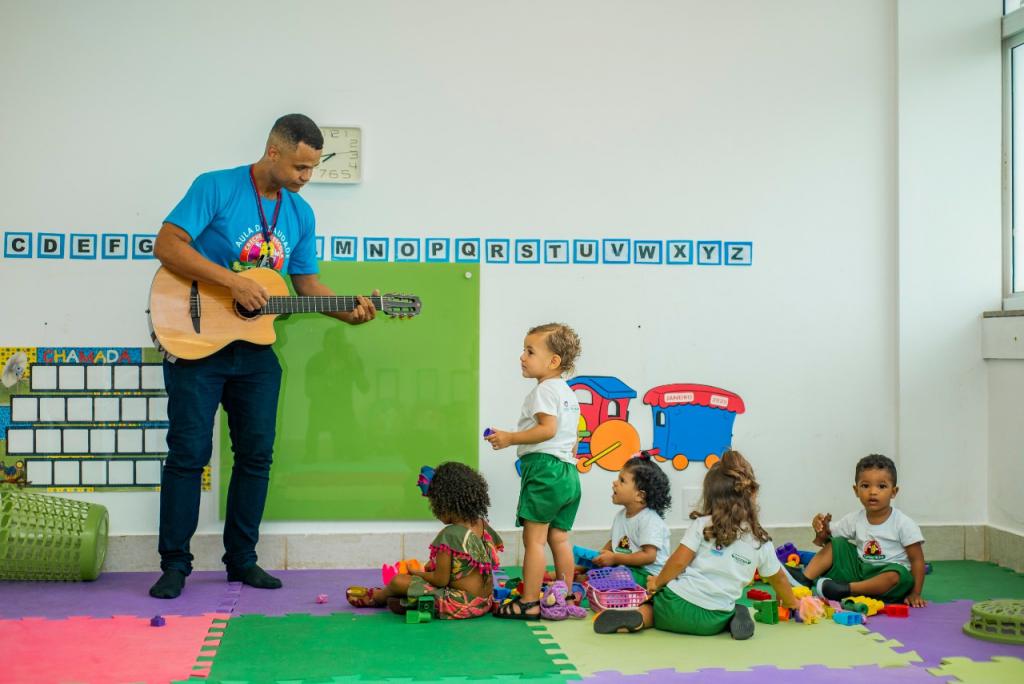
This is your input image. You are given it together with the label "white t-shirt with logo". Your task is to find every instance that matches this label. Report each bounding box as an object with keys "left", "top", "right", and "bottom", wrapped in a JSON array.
[
  {"left": 516, "top": 378, "right": 581, "bottom": 464},
  {"left": 665, "top": 516, "right": 782, "bottom": 612},
  {"left": 830, "top": 507, "right": 924, "bottom": 569},
  {"left": 610, "top": 507, "right": 671, "bottom": 576}
]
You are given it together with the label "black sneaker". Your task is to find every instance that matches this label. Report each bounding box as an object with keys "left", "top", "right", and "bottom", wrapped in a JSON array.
[
  {"left": 593, "top": 609, "right": 645, "bottom": 634},
  {"left": 729, "top": 605, "right": 755, "bottom": 640}
]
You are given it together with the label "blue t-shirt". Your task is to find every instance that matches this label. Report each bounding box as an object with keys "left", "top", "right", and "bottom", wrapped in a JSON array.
[{"left": 165, "top": 165, "right": 319, "bottom": 275}]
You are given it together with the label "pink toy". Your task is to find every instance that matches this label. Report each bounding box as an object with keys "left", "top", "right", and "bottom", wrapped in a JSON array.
[
  {"left": 798, "top": 596, "right": 826, "bottom": 624},
  {"left": 316, "top": 594, "right": 328, "bottom": 604},
  {"left": 382, "top": 558, "right": 423, "bottom": 585}
]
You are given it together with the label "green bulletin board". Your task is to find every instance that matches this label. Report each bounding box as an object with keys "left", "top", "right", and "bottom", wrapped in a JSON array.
[{"left": 219, "top": 262, "right": 479, "bottom": 520}]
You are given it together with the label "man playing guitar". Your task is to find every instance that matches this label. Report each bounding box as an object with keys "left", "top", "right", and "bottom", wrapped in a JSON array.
[{"left": 149, "top": 114, "right": 377, "bottom": 599}]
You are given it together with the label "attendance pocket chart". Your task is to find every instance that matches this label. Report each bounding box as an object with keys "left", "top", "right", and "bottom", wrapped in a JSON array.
[{"left": 0, "top": 346, "right": 210, "bottom": 493}]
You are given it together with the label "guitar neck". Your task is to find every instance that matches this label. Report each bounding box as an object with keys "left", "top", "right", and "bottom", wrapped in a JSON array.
[{"left": 262, "top": 295, "right": 384, "bottom": 315}]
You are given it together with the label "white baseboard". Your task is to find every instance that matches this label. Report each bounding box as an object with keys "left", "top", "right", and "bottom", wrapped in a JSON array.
[{"left": 99, "top": 523, "right": 1020, "bottom": 573}]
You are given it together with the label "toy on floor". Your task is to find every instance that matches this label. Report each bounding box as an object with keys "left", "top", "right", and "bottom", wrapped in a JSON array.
[
  {"left": 792, "top": 585, "right": 812, "bottom": 600},
  {"left": 962, "top": 599, "right": 1024, "bottom": 645},
  {"left": 842, "top": 595, "right": 883, "bottom": 616},
  {"left": 796, "top": 596, "right": 826, "bottom": 624},
  {"left": 381, "top": 558, "right": 422, "bottom": 585},
  {"left": 752, "top": 598, "right": 779, "bottom": 624},
  {"left": 315, "top": 594, "right": 328, "bottom": 604},
  {"left": 149, "top": 615, "right": 165, "bottom": 627},
  {"left": 832, "top": 610, "right": 865, "bottom": 626},
  {"left": 405, "top": 595, "right": 434, "bottom": 624},
  {"left": 585, "top": 566, "right": 646, "bottom": 612},
  {"left": 881, "top": 603, "right": 909, "bottom": 617},
  {"left": 746, "top": 589, "right": 772, "bottom": 601}
]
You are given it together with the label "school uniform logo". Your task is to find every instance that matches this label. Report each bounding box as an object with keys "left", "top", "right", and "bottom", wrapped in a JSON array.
[
  {"left": 616, "top": 536, "right": 632, "bottom": 552},
  {"left": 863, "top": 539, "right": 885, "bottom": 561},
  {"left": 731, "top": 552, "right": 752, "bottom": 566},
  {"left": 236, "top": 233, "right": 285, "bottom": 271}
]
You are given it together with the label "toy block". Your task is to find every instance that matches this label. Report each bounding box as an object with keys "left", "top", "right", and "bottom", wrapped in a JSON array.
[
  {"left": 842, "top": 598, "right": 869, "bottom": 615},
  {"left": 752, "top": 599, "right": 779, "bottom": 625},
  {"left": 405, "top": 595, "right": 434, "bottom": 624},
  {"left": 786, "top": 553, "right": 801, "bottom": 567},
  {"left": 882, "top": 603, "right": 909, "bottom": 617},
  {"left": 746, "top": 589, "right": 772, "bottom": 601},
  {"left": 149, "top": 615, "right": 165, "bottom": 627},
  {"left": 315, "top": 594, "right": 328, "bottom": 604},
  {"left": 493, "top": 587, "right": 511, "bottom": 602},
  {"left": 797, "top": 550, "right": 816, "bottom": 565},
  {"left": 833, "top": 611, "right": 864, "bottom": 626},
  {"left": 843, "top": 595, "right": 883, "bottom": 616},
  {"left": 775, "top": 542, "right": 799, "bottom": 564},
  {"left": 778, "top": 606, "right": 790, "bottom": 621},
  {"left": 792, "top": 586, "right": 811, "bottom": 599}
]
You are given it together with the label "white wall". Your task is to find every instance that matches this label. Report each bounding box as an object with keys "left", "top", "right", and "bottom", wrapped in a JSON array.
[
  {"left": 987, "top": 359, "right": 1024, "bottom": 535},
  {"left": 896, "top": 0, "right": 1002, "bottom": 526},
  {"left": 1, "top": 0, "right": 992, "bottom": 542}
]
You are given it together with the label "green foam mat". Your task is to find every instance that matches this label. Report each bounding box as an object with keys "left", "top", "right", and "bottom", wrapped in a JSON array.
[
  {"left": 532, "top": 615, "right": 921, "bottom": 676},
  {"left": 919, "top": 561, "right": 1024, "bottom": 604},
  {"left": 200, "top": 612, "right": 578, "bottom": 683},
  {"left": 928, "top": 656, "right": 1024, "bottom": 683}
]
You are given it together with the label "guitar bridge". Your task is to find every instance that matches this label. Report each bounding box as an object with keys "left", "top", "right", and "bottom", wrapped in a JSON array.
[{"left": 189, "top": 281, "right": 201, "bottom": 333}]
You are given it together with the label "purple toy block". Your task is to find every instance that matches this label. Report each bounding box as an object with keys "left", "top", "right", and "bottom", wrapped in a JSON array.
[{"left": 775, "top": 542, "right": 799, "bottom": 565}]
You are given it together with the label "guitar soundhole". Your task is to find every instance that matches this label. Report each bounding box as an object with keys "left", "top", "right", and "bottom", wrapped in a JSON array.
[{"left": 234, "top": 302, "right": 262, "bottom": 320}]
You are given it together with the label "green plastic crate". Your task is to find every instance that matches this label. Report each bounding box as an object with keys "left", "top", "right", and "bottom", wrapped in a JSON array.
[
  {"left": 0, "top": 485, "right": 108, "bottom": 581},
  {"left": 963, "top": 599, "right": 1024, "bottom": 645}
]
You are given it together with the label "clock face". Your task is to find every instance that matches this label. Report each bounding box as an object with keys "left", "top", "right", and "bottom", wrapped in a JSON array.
[{"left": 315, "top": 126, "right": 361, "bottom": 183}]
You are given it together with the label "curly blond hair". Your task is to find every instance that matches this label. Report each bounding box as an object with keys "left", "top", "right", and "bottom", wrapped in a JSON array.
[{"left": 528, "top": 323, "right": 582, "bottom": 376}]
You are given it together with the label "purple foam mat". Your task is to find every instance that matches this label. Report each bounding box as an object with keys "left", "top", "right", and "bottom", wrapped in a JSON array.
[
  {"left": 0, "top": 571, "right": 235, "bottom": 619},
  {"left": 584, "top": 665, "right": 950, "bottom": 683},
  {"left": 233, "top": 568, "right": 384, "bottom": 616},
  {"left": 863, "top": 599, "right": 1024, "bottom": 666}
]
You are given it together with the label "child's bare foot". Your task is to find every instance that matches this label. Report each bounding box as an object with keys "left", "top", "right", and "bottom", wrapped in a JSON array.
[{"left": 346, "top": 586, "right": 385, "bottom": 608}]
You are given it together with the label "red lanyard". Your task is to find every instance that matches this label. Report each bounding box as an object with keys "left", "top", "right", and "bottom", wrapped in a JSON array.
[{"left": 248, "top": 165, "right": 282, "bottom": 244}]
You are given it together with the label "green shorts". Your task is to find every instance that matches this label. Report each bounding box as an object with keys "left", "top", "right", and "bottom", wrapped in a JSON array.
[
  {"left": 516, "top": 452, "right": 581, "bottom": 531},
  {"left": 826, "top": 539, "right": 914, "bottom": 602},
  {"left": 653, "top": 588, "right": 734, "bottom": 636},
  {"left": 627, "top": 565, "right": 651, "bottom": 587}
]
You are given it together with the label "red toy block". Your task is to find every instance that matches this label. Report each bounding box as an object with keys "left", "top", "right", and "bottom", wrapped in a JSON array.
[
  {"left": 882, "top": 603, "right": 909, "bottom": 617},
  {"left": 778, "top": 606, "right": 790, "bottom": 621},
  {"left": 746, "top": 589, "right": 772, "bottom": 601}
]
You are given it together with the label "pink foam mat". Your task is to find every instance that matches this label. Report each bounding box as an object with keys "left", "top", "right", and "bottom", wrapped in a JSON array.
[{"left": 1, "top": 613, "right": 226, "bottom": 684}]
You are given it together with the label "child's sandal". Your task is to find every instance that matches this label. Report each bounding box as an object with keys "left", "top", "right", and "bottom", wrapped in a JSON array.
[
  {"left": 492, "top": 598, "right": 541, "bottom": 620},
  {"left": 345, "top": 586, "right": 383, "bottom": 608}
]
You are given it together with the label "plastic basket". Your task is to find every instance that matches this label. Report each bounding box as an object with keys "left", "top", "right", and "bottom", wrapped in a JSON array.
[
  {"left": 586, "top": 566, "right": 647, "bottom": 612},
  {"left": 962, "top": 599, "right": 1024, "bottom": 645},
  {"left": 0, "top": 485, "right": 108, "bottom": 581},
  {"left": 587, "top": 566, "right": 638, "bottom": 591}
]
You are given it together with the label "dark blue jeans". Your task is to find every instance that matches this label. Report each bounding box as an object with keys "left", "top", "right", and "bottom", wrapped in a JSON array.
[{"left": 158, "top": 342, "right": 281, "bottom": 574}]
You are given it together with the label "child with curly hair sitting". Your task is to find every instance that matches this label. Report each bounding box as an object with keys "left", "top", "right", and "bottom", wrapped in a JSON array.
[{"left": 346, "top": 461, "right": 502, "bottom": 619}]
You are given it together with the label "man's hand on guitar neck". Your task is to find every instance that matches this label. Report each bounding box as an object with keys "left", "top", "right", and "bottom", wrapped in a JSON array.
[
  {"left": 231, "top": 275, "right": 271, "bottom": 312},
  {"left": 340, "top": 291, "right": 378, "bottom": 325},
  {"left": 291, "top": 274, "right": 378, "bottom": 325}
]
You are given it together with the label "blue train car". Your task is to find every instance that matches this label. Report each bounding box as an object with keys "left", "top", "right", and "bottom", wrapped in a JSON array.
[{"left": 643, "top": 383, "right": 745, "bottom": 470}]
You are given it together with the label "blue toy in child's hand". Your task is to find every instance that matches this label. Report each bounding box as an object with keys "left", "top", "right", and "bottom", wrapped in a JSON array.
[
  {"left": 417, "top": 466, "right": 435, "bottom": 496},
  {"left": 483, "top": 428, "right": 494, "bottom": 438},
  {"left": 573, "top": 545, "right": 600, "bottom": 570}
]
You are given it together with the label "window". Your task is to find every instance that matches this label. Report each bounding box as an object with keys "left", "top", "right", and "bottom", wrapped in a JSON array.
[
  {"left": 607, "top": 401, "right": 619, "bottom": 418},
  {"left": 574, "top": 388, "right": 593, "bottom": 405},
  {"left": 1004, "top": 7, "right": 1024, "bottom": 303}
]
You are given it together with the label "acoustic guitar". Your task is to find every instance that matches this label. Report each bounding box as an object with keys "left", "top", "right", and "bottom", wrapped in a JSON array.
[{"left": 148, "top": 266, "right": 421, "bottom": 360}]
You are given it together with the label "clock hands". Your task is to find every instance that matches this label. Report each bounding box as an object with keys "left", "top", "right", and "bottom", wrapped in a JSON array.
[{"left": 320, "top": 153, "right": 337, "bottom": 163}]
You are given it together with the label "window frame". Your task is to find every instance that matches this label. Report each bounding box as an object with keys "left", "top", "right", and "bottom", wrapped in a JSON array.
[{"left": 1003, "top": 8, "right": 1024, "bottom": 308}]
